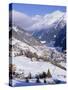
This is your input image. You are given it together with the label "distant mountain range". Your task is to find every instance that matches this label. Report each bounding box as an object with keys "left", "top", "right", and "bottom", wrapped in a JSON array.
[
  {"left": 9, "top": 10, "right": 66, "bottom": 52},
  {"left": 32, "top": 13, "right": 66, "bottom": 51}
]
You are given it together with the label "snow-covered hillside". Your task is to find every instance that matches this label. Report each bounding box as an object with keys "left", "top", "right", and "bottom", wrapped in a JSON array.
[
  {"left": 10, "top": 56, "right": 66, "bottom": 82},
  {"left": 9, "top": 25, "right": 66, "bottom": 63},
  {"left": 9, "top": 25, "right": 66, "bottom": 86}
]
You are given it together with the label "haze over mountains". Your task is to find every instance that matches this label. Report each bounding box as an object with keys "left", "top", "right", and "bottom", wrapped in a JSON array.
[
  {"left": 9, "top": 10, "right": 66, "bottom": 52},
  {"left": 10, "top": 10, "right": 66, "bottom": 31}
]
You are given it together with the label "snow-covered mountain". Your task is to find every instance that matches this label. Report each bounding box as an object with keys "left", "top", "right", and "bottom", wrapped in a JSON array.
[
  {"left": 9, "top": 25, "right": 46, "bottom": 57},
  {"left": 9, "top": 25, "right": 42, "bottom": 46},
  {"left": 10, "top": 10, "right": 66, "bottom": 31},
  {"left": 9, "top": 25, "right": 66, "bottom": 63},
  {"left": 32, "top": 12, "right": 66, "bottom": 49},
  {"left": 9, "top": 10, "right": 66, "bottom": 51}
]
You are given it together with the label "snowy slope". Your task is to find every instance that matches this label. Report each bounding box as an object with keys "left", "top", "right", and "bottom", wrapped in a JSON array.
[
  {"left": 11, "top": 56, "right": 66, "bottom": 82},
  {"left": 9, "top": 25, "right": 66, "bottom": 63}
]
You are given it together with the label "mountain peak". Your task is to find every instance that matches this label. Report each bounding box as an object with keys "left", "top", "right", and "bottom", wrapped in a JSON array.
[
  {"left": 10, "top": 10, "right": 66, "bottom": 32},
  {"left": 51, "top": 10, "right": 64, "bottom": 15}
]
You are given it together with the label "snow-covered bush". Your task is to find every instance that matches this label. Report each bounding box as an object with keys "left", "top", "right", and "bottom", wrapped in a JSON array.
[
  {"left": 25, "top": 77, "right": 29, "bottom": 83},
  {"left": 39, "top": 72, "right": 47, "bottom": 79},
  {"left": 36, "top": 76, "right": 40, "bottom": 83},
  {"left": 44, "top": 79, "right": 46, "bottom": 83}
]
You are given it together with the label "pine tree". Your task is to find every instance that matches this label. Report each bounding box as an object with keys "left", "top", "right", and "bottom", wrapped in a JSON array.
[
  {"left": 28, "top": 72, "right": 32, "bottom": 79},
  {"left": 47, "top": 69, "right": 52, "bottom": 78}
]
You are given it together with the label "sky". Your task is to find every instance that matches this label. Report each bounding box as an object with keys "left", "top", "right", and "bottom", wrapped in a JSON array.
[{"left": 9, "top": 3, "right": 66, "bottom": 16}]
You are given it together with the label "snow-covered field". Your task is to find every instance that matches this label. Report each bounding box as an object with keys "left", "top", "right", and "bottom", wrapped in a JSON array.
[{"left": 10, "top": 56, "right": 66, "bottom": 82}]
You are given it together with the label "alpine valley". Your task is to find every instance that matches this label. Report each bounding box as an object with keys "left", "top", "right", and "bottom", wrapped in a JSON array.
[{"left": 9, "top": 10, "right": 66, "bottom": 86}]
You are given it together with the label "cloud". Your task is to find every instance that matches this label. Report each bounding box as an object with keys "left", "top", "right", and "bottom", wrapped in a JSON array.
[
  {"left": 10, "top": 10, "right": 65, "bottom": 31},
  {"left": 11, "top": 10, "right": 34, "bottom": 29}
]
